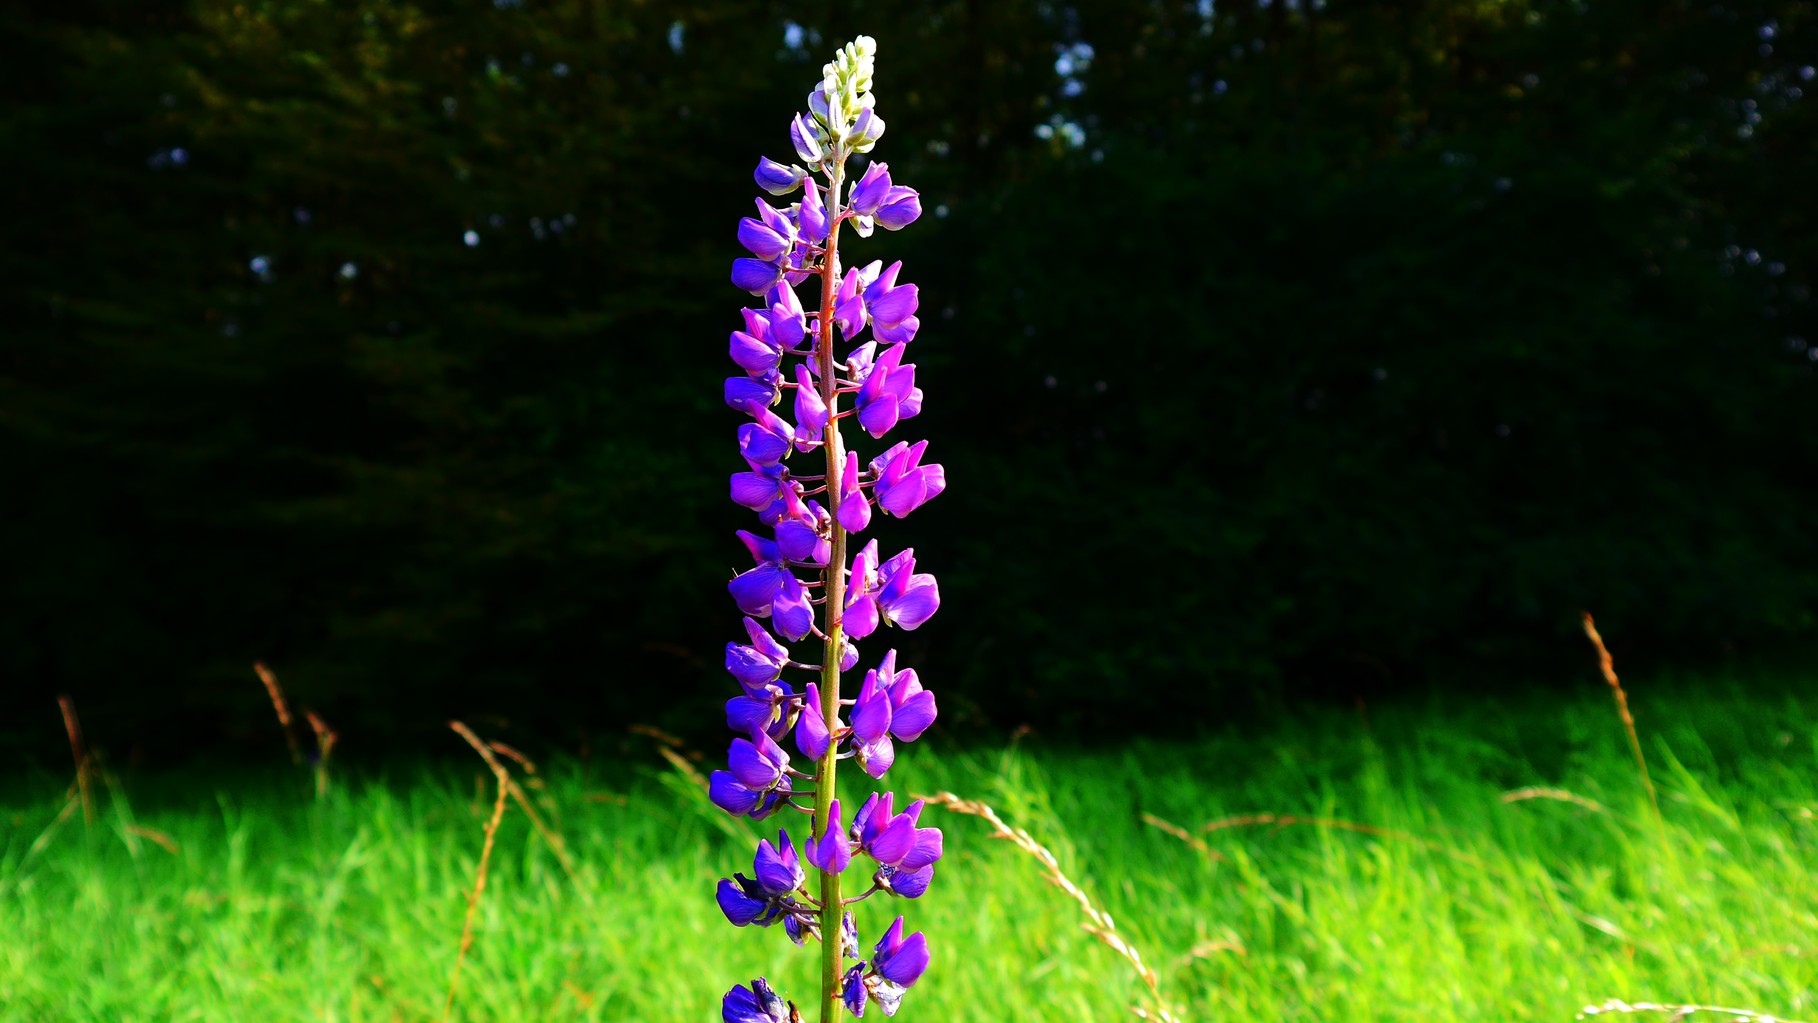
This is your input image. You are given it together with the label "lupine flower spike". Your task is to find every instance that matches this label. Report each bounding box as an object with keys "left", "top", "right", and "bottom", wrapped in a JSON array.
[{"left": 712, "top": 35, "right": 946, "bottom": 1022}]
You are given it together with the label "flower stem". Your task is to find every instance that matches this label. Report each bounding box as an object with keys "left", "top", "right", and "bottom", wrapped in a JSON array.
[{"left": 813, "top": 158, "right": 849, "bottom": 1023}]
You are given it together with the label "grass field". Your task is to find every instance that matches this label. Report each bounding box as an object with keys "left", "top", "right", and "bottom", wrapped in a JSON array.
[{"left": 3, "top": 681, "right": 1816, "bottom": 1023}]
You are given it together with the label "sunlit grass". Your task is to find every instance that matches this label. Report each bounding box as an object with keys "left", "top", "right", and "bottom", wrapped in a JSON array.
[{"left": 2, "top": 684, "right": 1815, "bottom": 1022}]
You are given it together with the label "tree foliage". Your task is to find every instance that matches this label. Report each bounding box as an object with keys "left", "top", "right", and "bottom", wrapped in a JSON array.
[{"left": 3, "top": 0, "right": 1813, "bottom": 755}]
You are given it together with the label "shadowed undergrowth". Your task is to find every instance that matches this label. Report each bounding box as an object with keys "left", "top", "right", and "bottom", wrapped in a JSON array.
[{"left": 2, "top": 683, "right": 1815, "bottom": 1022}]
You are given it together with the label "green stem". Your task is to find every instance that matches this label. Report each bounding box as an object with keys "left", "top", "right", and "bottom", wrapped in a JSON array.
[{"left": 814, "top": 156, "right": 848, "bottom": 1023}]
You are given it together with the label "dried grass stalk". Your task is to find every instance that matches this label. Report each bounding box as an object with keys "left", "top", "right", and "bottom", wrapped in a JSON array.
[
  {"left": 1579, "top": 998, "right": 1811, "bottom": 1022},
  {"left": 1500, "top": 787, "right": 1611, "bottom": 815},
  {"left": 1582, "top": 612, "right": 1660, "bottom": 821},
  {"left": 922, "top": 791, "right": 1184, "bottom": 1023},
  {"left": 57, "top": 696, "right": 95, "bottom": 825},
  {"left": 442, "top": 721, "right": 511, "bottom": 1023},
  {"left": 253, "top": 662, "right": 304, "bottom": 765}
]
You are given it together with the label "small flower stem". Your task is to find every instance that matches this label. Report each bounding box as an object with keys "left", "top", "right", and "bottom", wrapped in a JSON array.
[{"left": 813, "top": 153, "right": 849, "bottom": 1023}]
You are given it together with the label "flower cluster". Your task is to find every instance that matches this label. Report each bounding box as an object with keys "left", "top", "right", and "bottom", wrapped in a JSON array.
[{"left": 709, "top": 36, "right": 945, "bottom": 1021}]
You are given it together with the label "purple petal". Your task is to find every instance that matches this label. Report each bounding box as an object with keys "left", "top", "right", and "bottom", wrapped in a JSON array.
[
  {"left": 852, "top": 674, "right": 893, "bottom": 744},
  {"left": 772, "top": 575, "right": 814, "bottom": 640},
  {"left": 729, "top": 330, "right": 782, "bottom": 377},
  {"left": 728, "top": 737, "right": 781, "bottom": 790},
  {"left": 884, "top": 863, "right": 934, "bottom": 899},
  {"left": 850, "top": 162, "right": 892, "bottom": 215},
  {"left": 858, "top": 736, "right": 895, "bottom": 779},
  {"left": 789, "top": 113, "right": 822, "bottom": 163},
  {"left": 873, "top": 315, "right": 919, "bottom": 345},
  {"left": 841, "top": 963, "right": 868, "bottom": 1017},
  {"left": 716, "top": 878, "right": 770, "bottom": 927},
  {"left": 798, "top": 181, "right": 828, "bottom": 243},
  {"left": 755, "top": 156, "right": 807, "bottom": 195},
  {"left": 888, "top": 689, "right": 937, "bottom": 741},
  {"left": 875, "top": 187, "right": 922, "bottom": 231},
  {"left": 796, "top": 682, "right": 831, "bottom": 760},
  {"left": 843, "top": 593, "right": 879, "bottom": 640},
  {"left": 731, "top": 471, "right": 781, "bottom": 510},
  {"left": 868, "top": 811, "right": 915, "bottom": 864},
  {"left": 881, "top": 575, "right": 940, "bottom": 630},
  {"left": 753, "top": 832, "right": 803, "bottom": 895},
  {"left": 874, "top": 930, "right": 929, "bottom": 988},
  {"left": 709, "top": 771, "right": 762, "bottom": 816},
  {"left": 738, "top": 218, "right": 792, "bottom": 262},
  {"left": 732, "top": 258, "right": 784, "bottom": 295},
  {"left": 869, "top": 282, "right": 918, "bottom": 326},
  {"left": 900, "top": 826, "right": 943, "bottom": 871},
  {"left": 728, "top": 565, "right": 785, "bottom": 617}
]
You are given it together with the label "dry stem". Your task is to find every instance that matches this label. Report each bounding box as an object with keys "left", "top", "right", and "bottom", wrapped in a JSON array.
[
  {"left": 923, "top": 791, "right": 1184, "bottom": 1023},
  {"left": 1582, "top": 612, "right": 1660, "bottom": 821},
  {"left": 57, "top": 696, "right": 95, "bottom": 825},
  {"left": 449, "top": 722, "right": 583, "bottom": 892},
  {"left": 1500, "top": 787, "right": 1611, "bottom": 815},
  {"left": 305, "top": 710, "right": 338, "bottom": 800},
  {"left": 253, "top": 662, "right": 304, "bottom": 765},
  {"left": 1580, "top": 999, "right": 1812, "bottom": 1023},
  {"left": 442, "top": 721, "right": 511, "bottom": 1023}
]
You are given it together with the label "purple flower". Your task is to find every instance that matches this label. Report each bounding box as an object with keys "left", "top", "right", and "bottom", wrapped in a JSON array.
[
  {"left": 737, "top": 411, "right": 795, "bottom": 468},
  {"left": 793, "top": 365, "right": 828, "bottom": 452},
  {"left": 872, "top": 917, "right": 931, "bottom": 988},
  {"left": 833, "top": 260, "right": 883, "bottom": 340},
  {"left": 790, "top": 113, "right": 823, "bottom": 164},
  {"left": 870, "top": 440, "right": 945, "bottom": 519},
  {"left": 722, "top": 977, "right": 792, "bottom": 1023},
  {"left": 864, "top": 262, "right": 919, "bottom": 345},
  {"left": 805, "top": 797, "right": 853, "bottom": 874},
  {"left": 850, "top": 792, "right": 915, "bottom": 864},
  {"left": 849, "top": 162, "right": 894, "bottom": 216},
  {"left": 739, "top": 201, "right": 797, "bottom": 262},
  {"left": 795, "top": 681, "right": 833, "bottom": 760},
  {"left": 709, "top": 769, "right": 789, "bottom": 820},
  {"left": 798, "top": 181, "right": 829, "bottom": 244},
  {"left": 754, "top": 157, "right": 807, "bottom": 195},
  {"left": 873, "top": 649, "right": 938, "bottom": 741},
  {"left": 728, "top": 530, "right": 814, "bottom": 640},
  {"left": 754, "top": 829, "right": 805, "bottom": 896},
  {"left": 733, "top": 257, "right": 786, "bottom": 296},
  {"left": 764, "top": 284, "right": 810, "bottom": 350},
  {"left": 842, "top": 540, "right": 882, "bottom": 639},
  {"left": 874, "top": 187, "right": 921, "bottom": 232},
  {"left": 841, "top": 963, "right": 868, "bottom": 1017},
  {"left": 730, "top": 326, "right": 783, "bottom": 379},
  {"left": 849, "top": 105, "right": 886, "bottom": 149},
  {"left": 725, "top": 375, "right": 782, "bottom": 416},
  {"left": 835, "top": 450, "right": 872, "bottom": 534},
  {"left": 874, "top": 547, "right": 940, "bottom": 630},
  {"left": 717, "top": 876, "right": 779, "bottom": 926},
  {"left": 850, "top": 670, "right": 895, "bottom": 779},
  {"left": 725, "top": 682, "right": 798, "bottom": 741},
  {"left": 774, "top": 501, "right": 831, "bottom": 566},
  {"left": 854, "top": 345, "right": 922, "bottom": 438},
  {"left": 876, "top": 862, "right": 934, "bottom": 899},
  {"left": 728, "top": 729, "right": 790, "bottom": 791}
]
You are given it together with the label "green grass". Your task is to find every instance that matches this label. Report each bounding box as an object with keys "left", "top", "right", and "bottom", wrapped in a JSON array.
[{"left": 3, "top": 683, "right": 1817, "bottom": 1022}]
